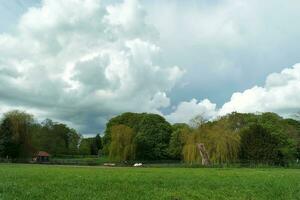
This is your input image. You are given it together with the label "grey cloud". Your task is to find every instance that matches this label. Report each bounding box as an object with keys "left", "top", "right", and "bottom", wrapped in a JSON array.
[
  {"left": 144, "top": 0, "right": 300, "bottom": 106},
  {"left": 1, "top": 0, "right": 300, "bottom": 134},
  {"left": 0, "top": 0, "right": 183, "bottom": 134}
]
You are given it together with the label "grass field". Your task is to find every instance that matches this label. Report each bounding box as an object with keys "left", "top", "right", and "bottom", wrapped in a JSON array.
[{"left": 0, "top": 164, "right": 299, "bottom": 200}]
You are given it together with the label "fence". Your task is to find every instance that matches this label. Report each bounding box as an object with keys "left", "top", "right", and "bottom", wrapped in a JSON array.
[{"left": 0, "top": 157, "right": 299, "bottom": 168}]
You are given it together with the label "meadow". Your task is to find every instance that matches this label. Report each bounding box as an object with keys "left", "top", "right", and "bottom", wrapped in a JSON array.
[{"left": 0, "top": 164, "right": 299, "bottom": 200}]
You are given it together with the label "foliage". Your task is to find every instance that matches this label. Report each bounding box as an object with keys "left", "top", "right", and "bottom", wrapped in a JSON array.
[
  {"left": 0, "top": 110, "right": 35, "bottom": 158},
  {"left": 31, "top": 119, "right": 81, "bottom": 156},
  {"left": 0, "top": 118, "right": 19, "bottom": 158},
  {"left": 134, "top": 114, "right": 173, "bottom": 160},
  {"left": 103, "top": 112, "right": 173, "bottom": 160},
  {"left": 109, "top": 125, "right": 135, "bottom": 161},
  {"left": 189, "top": 115, "right": 208, "bottom": 129},
  {"left": 168, "top": 123, "right": 190, "bottom": 160},
  {"left": 182, "top": 120, "right": 240, "bottom": 164},
  {"left": 1, "top": 109, "right": 300, "bottom": 165},
  {"left": 220, "top": 112, "right": 299, "bottom": 164},
  {"left": 284, "top": 118, "right": 300, "bottom": 159},
  {"left": 79, "top": 138, "right": 92, "bottom": 155},
  {"left": 239, "top": 124, "right": 293, "bottom": 165},
  {"left": 199, "top": 122, "right": 240, "bottom": 164},
  {"left": 79, "top": 135, "right": 103, "bottom": 156},
  {"left": 182, "top": 132, "right": 201, "bottom": 164},
  {"left": 93, "top": 134, "right": 102, "bottom": 155},
  {"left": 0, "top": 111, "right": 82, "bottom": 158}
]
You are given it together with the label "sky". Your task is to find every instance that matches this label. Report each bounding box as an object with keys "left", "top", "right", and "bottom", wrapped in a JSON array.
[{"left": 1, "top": 0, "right": 300, "bottom": 135}]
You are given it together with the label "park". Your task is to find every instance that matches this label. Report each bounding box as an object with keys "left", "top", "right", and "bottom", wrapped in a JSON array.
[
  {"left": 1, "top": 0, "right": 300, "bottom": 199},
  {"left": 0, "top": 110, "right": 300, "bottom": 199}
]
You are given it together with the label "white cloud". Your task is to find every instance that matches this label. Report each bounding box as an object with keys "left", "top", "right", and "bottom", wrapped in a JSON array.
[
  {"left": 219, "top": 64, "right": 300, "bottom": 117},
  {"left": 0, "top": 0, "right": 184, "bottom": 133},
  {"left": 150, "top": 92, "right": 170, "bottom": 109},
  {"left": 144, "top": 0, "right": 300, "bottom": 105},
  {"left": 167, "top": 63, "right": 300, "bottom": 123},
  {"left": 2, "top": 0, "right": 300, "bottom": 133},
  {"left": 166, "top": 98, "right": 217, "bottom": 124}
]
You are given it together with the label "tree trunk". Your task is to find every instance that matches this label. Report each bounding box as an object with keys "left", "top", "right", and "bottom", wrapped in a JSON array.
[{"left": 197, "top": 143, "right": 210, "bottom": 166}]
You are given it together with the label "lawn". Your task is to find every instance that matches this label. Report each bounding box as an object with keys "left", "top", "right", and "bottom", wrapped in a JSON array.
[{"left": 0, "top": 164, "right": 299, "bottom": 200}]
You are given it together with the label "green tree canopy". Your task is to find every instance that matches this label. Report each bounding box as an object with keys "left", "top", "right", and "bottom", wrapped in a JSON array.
[
  {"left": 103, "top": 112, "right": 173, "bottom": 160},
  {"left": 182, "top": 120, "right": 240, "bottom": 165},
  {"left": 239, "top": 124, "right": 285, "bottom": 164},
  {"left": 168, "top": 123, "right": 191, "bottom": 160},
  {"left": 0, "top": 110, "right": 35, "bottom": 158},
  {"left": 109, "top": 125, "right": 135, "bottom": 161},
  {"left": 0, "top": 111, "right": 82, "bottom": 158}
]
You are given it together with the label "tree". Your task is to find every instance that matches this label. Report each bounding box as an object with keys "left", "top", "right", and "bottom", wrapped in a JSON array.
[
  {"left": 285, "top": 118, "right": 300, "bottom": 159},
  {"left": 31, "top": 119, "right": 65, "bottom": 155},
  {"left": 103, "top": 112, "right": 173, "bottom": 160},
  {"left": 189, "top": 114, "right": 208, "bottom": 129},
  {"left": 102, "top": 112, "right": 141, "bottom": 155},
  {"left": 68, "top": 129, "right": 81, "bottom": 155},
  {"left": 79, "top": 138, "right": 91, "bottom": 155},
  {"left": 182, "top": 120, "right": 240, "bottom": 165},
  {"left": 0, "top": 110, "right": 35, "bottom": 158},
  {"left": 168, "top": 123, "right": 190, "bottom": 160},
  {"left": 134, "top": 114, "right": 173, "bottom": 160},
  {"left": 109, "top": 125, "right": 135, "bottom": 161},
  {"left": 199, "top": 123, "right": 240, "bottom": 164},
  {"left": 95, "top": 134, "right": 102, "bottom": 150},
  {"left": 239, "top": 124, "right": 284, "bottom": 164},
  {"left": 293, "top": 111, "right": 300, "bottom": 121},
  {"left": 182, "top": 132, "right": 201, "bottom": 164},
  {"left": 0, "top": 118, "right": 19, "bottom": 158},
  {"left": 31, "top": 119, "right": 81, "bottom": 156},
  {"left": 0, "top": 110, "right": 82, "bottom": 158},
  {"left": 90, "top": 134, "right": 102, "bottom": 155},
  {"left": 222, "top": 112, "right": 298, "bottom": 163}
]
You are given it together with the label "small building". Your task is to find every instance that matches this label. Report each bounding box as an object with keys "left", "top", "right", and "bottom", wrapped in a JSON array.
[{"left": 34, "top": 151, "right": 50, "bottom": 162}]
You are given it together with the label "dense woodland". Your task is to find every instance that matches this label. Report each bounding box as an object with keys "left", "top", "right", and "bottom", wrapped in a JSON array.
[
  {"left": 0, "top": 110, "right": 300, "bottom": 165},
  {"left": 103, "top": 112, "right": 300, "bottom": 165},
  {"left": 0, "top": 111, "right": 102, "bottom": 158}
]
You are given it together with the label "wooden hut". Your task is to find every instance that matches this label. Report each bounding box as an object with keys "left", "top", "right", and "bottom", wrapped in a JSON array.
[{"left": 34, "top": 151, "right": 50, "bottom": 162}]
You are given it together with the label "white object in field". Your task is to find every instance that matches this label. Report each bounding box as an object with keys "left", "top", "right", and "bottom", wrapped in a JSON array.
[
  {"left": 103, "top": 163, "right": 116, "bottom": 166},
  {"left": 133, "top": 163, "right": 143, "bottom": 167}
]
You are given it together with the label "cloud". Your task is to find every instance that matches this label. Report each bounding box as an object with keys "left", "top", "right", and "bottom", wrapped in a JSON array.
[
  {"left": 0, "top": 0, "right": 184, "bottom": 133},
  {"left": 144, "top": 0, "right": 300, "bottom": 105},
  {"left": 165, "top": 99, "right": 217, "bottom": 124},
  {"left": 219, "top": 64, "right": 300, "bottom": 117},
  {"left": 167, "top": 63, "right": 300, "bottom": 123},
  {"left": 2, "top": 0, "right": 300, "bottom": 133}
]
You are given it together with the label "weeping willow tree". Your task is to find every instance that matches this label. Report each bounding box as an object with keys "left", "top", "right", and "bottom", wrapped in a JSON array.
[
  {"left": 182, "top": 120, "right": 241, "bottom": 165},
  {"left": 199, "top": 124, "right": 240, "bottom": 164},
  {"left": 109, "top": 125, "right": 135, "bottom": 162},
  {"left": 182, "top": 132, "right": 201, "bottom": 164},
  {"left": 0, "top": 110, "right": 35, "bottom": 158}
]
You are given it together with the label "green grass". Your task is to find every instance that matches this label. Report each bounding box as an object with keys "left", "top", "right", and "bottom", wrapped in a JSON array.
[{"left": 0, "top": 164, "right": 299, "bottom": 200}]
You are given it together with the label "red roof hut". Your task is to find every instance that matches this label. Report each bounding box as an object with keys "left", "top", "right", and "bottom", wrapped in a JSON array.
[{"left": 34, "top": 151, "right": 50, "bottom": 162}]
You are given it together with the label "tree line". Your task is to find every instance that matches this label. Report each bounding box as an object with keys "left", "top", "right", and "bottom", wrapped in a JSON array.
[
  {"left": 0, "top": 110, "right": 300, "bottom": 165},
  {"left": 103, "top": 112, "right": 300, "bottom": 165},
  {"left": 0, "top": 110, "right": 102, "bottom": 159}
]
